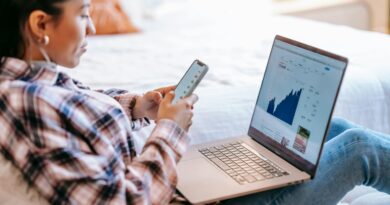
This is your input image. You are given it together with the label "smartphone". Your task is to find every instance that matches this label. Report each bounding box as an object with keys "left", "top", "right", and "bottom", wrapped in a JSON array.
[{"left": 173, "top": 59, "right": 209, "bottom": 104}]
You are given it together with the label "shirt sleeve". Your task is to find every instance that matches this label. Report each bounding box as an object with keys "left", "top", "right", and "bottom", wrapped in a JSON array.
[
  {"left": 1, "top": 86, "right": 190, "bottom": 205},
  {"left": 72, "top": 79, "right": 150, "bottom": 131}
]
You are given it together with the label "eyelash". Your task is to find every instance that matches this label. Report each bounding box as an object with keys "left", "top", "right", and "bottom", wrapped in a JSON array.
[{"left": 81, "top": 15, "right": 90, "bottom": 19}]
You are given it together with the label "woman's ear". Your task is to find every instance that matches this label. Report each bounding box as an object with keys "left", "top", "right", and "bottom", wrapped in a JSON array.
[{"left": 28, "top": 10, "right": 52, "bottom": 41}]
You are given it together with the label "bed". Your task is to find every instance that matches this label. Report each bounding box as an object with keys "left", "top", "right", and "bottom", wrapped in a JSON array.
[
  {"left": 67, "top": 0, "right": 390, "bottom": 144},
  {"left": 2, "top": 0, "right": 390, "bottom": 204}
]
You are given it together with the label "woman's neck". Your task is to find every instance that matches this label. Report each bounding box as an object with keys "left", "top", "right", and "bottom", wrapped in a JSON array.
[{"left": 23, "top": 45, "right": 46, "bottom": 62}]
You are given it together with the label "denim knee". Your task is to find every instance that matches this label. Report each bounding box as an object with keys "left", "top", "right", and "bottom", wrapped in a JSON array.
[
  {"left": 330, "top": 117, "right": 354, "bottom": 130},
  {"left": 326, "top": 117, "right": 357, "bottom": 141},
  {"left": 333, "top": 128, "right": 372, "bottom": 146}
]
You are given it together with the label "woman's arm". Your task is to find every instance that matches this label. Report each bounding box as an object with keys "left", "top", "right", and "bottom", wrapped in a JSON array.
[
  {"left": 72, "top": 78, "right": 150, "bottom": 131},
  {"left": 0, "top": 85, "right": 190, "bottom": 205}
]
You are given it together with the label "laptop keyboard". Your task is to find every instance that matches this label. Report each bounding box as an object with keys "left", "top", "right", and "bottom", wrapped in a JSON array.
[{"left": 199, "top": 141, "right": 289, "bottom": 185}]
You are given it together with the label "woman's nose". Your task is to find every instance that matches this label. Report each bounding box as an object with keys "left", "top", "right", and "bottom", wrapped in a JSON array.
[{"left": 86, "top": 17, "right": 96, "bottom": 35}]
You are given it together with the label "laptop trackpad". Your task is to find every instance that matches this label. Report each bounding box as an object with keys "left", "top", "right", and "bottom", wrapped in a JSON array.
[{"left": 177, "top": 157, "right": 237, "bottom": 202}]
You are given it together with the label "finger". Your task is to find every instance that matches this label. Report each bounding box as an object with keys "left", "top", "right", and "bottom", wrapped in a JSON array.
[
  {"left": 162, "top": 91, "right": 175, "bottom": 104},
  {"left": 151, "top": 91, "right": 163, "bottom": 103},
  {"left": 183, "top": 94, "right": 199, "bottom": 106},
  {"left": 155, "top": 85, "right": 176, "bottom": 96},
  {"left": 144, "top": 91, "right": 161, "bottom": 103}
]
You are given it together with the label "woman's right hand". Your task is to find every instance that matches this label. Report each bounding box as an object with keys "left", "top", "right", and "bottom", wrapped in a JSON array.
[{"left": 156, "top": 91, "right": 198, "bottom": 132}]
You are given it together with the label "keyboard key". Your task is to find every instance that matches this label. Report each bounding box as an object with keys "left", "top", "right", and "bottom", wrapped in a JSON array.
[
  {"left": 208, "top": 147, "right": 218, "bottom": 152},
  {"left": 210, "top": 158, "right": 230, "bottom": 170},
  {"left": 234, "top": 175, "right": 246, "bottom": 184},
  {"left": 247, "top": 170, "right": 256, "bottom": 174},
  {"left": 255, "top": 167, "right": 265, "bottom": 172},
  {"left": 219, "top": 157, "right": 228, "bottom": 161},
  {"left": 237, "top": 170, "right": 245, "bottom": 174},
  {"left": 226, "top": 169, "right": 235, "bottom": 174},
  {"left": 247, "top": 162, "right": 256, "bottom": 166},
  {"left": 263, "top": 173, "right": 273, "bottom": 178},
  {"left": 255, "top": 159, "right": 263, "bottom": 163},
  {"left": 260, "top": 170, "right": 268, "bottom": 175},
  {"left": 216, "top": 145, "right": 225, "bottom": 150},
  {"left": 253, "top": 174, "right": 265, "bottom": 181},
  {"left": 230, "top": 165, "right": 239, "bottom": 169},
  {"left": 243, "top": 175, "right": 256, "bottom": 183},
  {"left": 250, "top": 155, "right": 258, "bottom": 159},
  {"left": 237, "top": 162, "right": 245, "bottom": 166},
  {"left": 234, "top": 167, "right": 242, "bottom": 172}
]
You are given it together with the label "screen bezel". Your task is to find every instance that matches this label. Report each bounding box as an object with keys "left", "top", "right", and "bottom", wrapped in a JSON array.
[{"left": 248, "top": 35, "right": 348, "bottom": 178}]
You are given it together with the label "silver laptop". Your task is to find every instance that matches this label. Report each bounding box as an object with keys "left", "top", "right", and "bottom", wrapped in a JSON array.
[{"left": 177, "top": 35, "right": 348, "bottom": 204}]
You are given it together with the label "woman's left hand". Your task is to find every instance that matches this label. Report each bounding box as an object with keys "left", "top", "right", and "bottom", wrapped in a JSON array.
[{"left": 132, "top": 85, "right": 176, "bottom": 120}]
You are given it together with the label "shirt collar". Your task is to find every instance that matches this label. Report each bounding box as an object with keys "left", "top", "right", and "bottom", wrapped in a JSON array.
[{"left": 0, "top": 57, "right": 59, "bottom": 85}]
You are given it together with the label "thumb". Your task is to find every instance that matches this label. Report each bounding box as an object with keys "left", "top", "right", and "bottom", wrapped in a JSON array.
[
  {"left": 163, "top": 91, "right": 175, "bottom": 104},
  {"left": 146, "top": 91, "right": 162, "bottom": 103},
  {"left": 154, "top": 92, "right": 163, "bottom": 103}
]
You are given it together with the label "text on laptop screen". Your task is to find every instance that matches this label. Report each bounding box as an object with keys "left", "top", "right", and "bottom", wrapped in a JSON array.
[{"left": 250, "top": 39, "right": 346, "bottom": 166}]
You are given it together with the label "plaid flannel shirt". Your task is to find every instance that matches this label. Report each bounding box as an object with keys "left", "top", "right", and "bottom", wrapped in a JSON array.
[{"left": 0, "top": 58, "right": 190, "bottom": 205}]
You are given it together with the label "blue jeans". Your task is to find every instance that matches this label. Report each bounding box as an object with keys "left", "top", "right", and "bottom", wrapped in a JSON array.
[{"left": 223, "top": 118, "right": 390, "bottom": 205}]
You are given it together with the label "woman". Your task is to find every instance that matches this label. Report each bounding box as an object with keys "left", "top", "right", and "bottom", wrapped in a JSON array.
[
  {"left": 0, "top": 0, "right": 197, "bottom": 204},
  {"left": 1, "top": 1, "right": 390, "bottom": 205}
]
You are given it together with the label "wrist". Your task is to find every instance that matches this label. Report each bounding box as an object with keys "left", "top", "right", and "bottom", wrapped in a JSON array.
[{"left": 130, "top": 95, "right": 143, "bottom": 119}]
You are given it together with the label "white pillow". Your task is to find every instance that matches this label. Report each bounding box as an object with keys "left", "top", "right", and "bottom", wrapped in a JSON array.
[{"left": 0, "top": 154, "right": 48, "bottom": 205}]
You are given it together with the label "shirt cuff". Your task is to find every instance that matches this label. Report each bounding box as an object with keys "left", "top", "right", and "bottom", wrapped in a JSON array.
[
  {"left": 131, "top": 117, "right": 151, "bottom": 131},
  {"left": 147, "top": 119, "right": 190, "bottom": 161}
]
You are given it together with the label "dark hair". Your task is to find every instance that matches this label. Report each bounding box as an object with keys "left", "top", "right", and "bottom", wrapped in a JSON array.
[{"left": 0, "top": 0, "right": 68, "bottom": 67}]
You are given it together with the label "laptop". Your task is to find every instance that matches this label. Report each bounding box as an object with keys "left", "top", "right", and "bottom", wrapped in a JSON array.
[{"left": 176, "top": 35, "right": 348, "bottom": 204}]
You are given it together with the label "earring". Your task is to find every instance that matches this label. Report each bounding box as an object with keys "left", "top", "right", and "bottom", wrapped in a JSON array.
[{"left": 39, "top": 35, "right": 50, "bottom": 46}]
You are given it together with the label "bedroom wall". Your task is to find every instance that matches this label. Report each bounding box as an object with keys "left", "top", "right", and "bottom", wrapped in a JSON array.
[{"left": 274, "top": 0, "right": 389, "bottom": 33}]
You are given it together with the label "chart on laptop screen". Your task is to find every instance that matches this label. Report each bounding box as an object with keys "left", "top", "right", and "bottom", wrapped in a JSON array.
[{"left": 251, "top": 39, "right": 345, "bottom": 164}]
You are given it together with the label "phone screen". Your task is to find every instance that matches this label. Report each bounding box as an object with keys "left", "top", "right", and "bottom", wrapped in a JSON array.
[{"left": 173, "top": 60, "right": 208, "bottom": 103}]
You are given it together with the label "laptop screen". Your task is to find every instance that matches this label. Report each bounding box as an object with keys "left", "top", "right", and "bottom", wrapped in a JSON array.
[{"left": 248, "top": 35, "right": 347, "bottom": 177}]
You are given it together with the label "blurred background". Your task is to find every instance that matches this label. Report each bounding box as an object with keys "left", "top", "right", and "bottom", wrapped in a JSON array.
[{"left": 121, "top": 0, "right": 389, "bottom": 33}]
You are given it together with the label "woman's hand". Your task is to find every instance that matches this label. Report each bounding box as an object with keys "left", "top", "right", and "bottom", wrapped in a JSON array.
[
  {"left": 157, "top": 91, "right": 198, "bottom": 132},
  {"left": 132, "top": 85, "right": 175, "bottom": 120}
]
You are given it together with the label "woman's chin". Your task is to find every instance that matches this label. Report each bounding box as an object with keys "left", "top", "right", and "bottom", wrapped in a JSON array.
[{"left": 60, "top": 58, "right": 80, "bottom": 68}]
